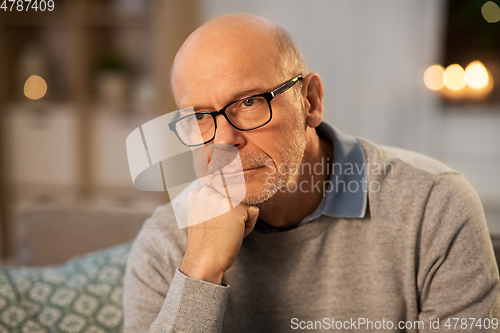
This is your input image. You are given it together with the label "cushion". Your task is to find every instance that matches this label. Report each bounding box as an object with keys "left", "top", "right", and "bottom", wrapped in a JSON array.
[{"left": 0, "top": 242, "right": 131, "bottom": 332}]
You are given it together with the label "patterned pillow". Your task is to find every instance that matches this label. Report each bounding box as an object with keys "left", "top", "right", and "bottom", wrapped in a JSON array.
[{"left": 0, "top": 242, "right": 131, "bottom": 333}]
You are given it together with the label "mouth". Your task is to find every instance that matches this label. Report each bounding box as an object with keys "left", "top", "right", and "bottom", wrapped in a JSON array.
[{"left": 220, "top": 166, "right": 264, "bottom": 176}]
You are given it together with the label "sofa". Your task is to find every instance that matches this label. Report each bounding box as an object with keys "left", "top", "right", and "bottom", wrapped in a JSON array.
[
  {"left": 0, "top": 243, "right": 131, "bottom": 332},
  {"left": 0, "top": 236, "right": 499, "bottom": 332}
]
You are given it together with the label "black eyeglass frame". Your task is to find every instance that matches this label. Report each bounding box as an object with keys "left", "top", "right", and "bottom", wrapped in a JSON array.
[{"left": 168, "top": 74, "right": 303, "bottom": 147}]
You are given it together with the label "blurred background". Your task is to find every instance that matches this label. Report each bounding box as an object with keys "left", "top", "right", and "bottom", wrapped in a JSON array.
[{"left": 0, "top": 0, "right": 499, "bottom": 266}]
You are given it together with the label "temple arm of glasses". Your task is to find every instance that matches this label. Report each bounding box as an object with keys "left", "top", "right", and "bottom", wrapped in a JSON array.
[{"left": 271, "top": 75, "right": 302, "bottom": 98}]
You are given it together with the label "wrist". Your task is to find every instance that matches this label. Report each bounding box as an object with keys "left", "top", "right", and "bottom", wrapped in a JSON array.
[{"left": 180, "top": 257, "right": 224, "bottom": 285}]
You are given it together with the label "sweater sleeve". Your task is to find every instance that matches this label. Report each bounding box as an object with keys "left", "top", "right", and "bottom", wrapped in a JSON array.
[
  {"left": 123, "top": 206, "right": 230, "bottom": 332},
  {"left": 417, "top": 173, "right": 500, "bottom": 333},
  {"left": 150, "top": 269, "right": 229, "bottom": 332}
]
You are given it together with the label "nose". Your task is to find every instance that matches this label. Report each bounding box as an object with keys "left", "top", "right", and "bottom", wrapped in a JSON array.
[{"left": 213, "top": 114, "right": 246, "bottom": 148}]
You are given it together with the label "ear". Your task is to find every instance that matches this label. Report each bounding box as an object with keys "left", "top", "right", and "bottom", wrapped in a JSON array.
[{"left": 301, "top": 73, "right": 324, "bottom": 128}]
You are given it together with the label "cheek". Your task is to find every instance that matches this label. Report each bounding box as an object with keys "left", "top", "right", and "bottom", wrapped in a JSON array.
[
  {"left": 273, "top": 98, "right": 305, "bottom": 129},
  {"left": 242, "top": 101, "right": 305, "bottom": 167}
]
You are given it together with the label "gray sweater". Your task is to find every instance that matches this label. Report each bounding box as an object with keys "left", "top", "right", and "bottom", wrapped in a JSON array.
[{"left": 123, "top": 137, "right": 500, "bottom": 332}]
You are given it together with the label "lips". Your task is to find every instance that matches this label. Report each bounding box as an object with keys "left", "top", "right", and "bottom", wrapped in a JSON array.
[
  {"left": 220, "top": 166, "right": 263, "bottom": 175},
  {"left": 220, "top": 169, "right": 243, "bottom": 175}
]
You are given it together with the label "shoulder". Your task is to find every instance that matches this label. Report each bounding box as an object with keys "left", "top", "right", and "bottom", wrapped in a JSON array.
[
  {"left": 128, "top": 203, "right": 187, "bottom": 269},
  {"left": 358, "top": 138, "right": 482, "bottom": 208},
  {"left": 357, "top": 137, "right": 454, "bottom": 177},
  {"left": 355, "top": 137, "right": 482, "bottom": 221},
  {"left": 127, "top": 180, "right": 203, "bottom": 272},
  {"left": 357, "top": 137, "right": 460, "bottom": 193}
]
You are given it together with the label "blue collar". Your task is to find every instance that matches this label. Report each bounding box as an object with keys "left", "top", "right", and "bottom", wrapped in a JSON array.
[
  {"left": 299, "top": 122, "right": 368, "bottom": 225},
  {"left": 255, "top": 122, "right": 368, "bottom": 233}
]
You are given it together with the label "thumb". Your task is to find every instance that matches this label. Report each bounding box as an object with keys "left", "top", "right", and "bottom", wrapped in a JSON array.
[{"left": 243, "top": 206, "right": 259, "bottom": 238}]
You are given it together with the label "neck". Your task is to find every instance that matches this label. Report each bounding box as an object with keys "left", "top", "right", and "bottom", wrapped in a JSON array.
[{"left": 256, "top": 130, "right": 334, "bottom": 229}]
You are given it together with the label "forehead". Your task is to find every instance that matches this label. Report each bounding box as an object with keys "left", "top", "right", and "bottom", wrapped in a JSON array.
[{"left": 172, "top": 23, "right": 282, "bottom": 109}]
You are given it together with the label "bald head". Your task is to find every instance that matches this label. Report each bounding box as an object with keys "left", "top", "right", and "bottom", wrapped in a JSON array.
[{"left": 171, "top": 14, "right": 307, "bottom": 107}]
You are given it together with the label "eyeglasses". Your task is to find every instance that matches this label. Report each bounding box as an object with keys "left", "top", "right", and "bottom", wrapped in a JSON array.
[{"left": 168, "top": 75, "right": 303, "bottom": 147}]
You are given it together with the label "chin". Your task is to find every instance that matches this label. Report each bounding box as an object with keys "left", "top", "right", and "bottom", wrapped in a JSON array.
[
  {"left": 239, "top": 180, "right": 282, "bottom": 205},
  {"left": 201, "top": 169, "right": 288, "bottom": 205}
]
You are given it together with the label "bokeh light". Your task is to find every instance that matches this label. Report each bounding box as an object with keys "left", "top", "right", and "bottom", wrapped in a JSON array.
[
  {"left": 443, "top": 64, "right": 466, "bottom": 91},
  {"left": 482, "top": 1, "right": 500, "bottom": 23},
  {"left": 24, "top": 75, "right": 48, "bottom": 100},
  {"left": 465, "top": 61, "right": 489, "bottom": 89},
  {"left": 423, "top": 65, "right": 445, "bottom": 91}
]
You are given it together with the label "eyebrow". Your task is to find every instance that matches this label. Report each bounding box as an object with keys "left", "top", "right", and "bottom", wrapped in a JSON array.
[{"left": 191, "top": 86, "right": 270, "bottom": 112}]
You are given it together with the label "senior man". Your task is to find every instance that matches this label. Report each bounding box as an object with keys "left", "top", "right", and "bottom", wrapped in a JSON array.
[{"left": 123, "top": 14, "right": 500, "bottom": 332}]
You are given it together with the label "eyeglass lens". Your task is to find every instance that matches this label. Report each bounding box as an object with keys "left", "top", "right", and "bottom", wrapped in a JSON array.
[{"left": 175, "top": 95, "right": 270, "bottom": 146}]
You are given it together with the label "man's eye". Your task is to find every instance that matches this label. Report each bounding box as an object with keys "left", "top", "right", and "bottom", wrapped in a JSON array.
[
  {"left": 242, "top": 99, "right": 255, "bottom": 107},
  {"left": 195, "top": 113, "right": 207, "bottom": 120}
]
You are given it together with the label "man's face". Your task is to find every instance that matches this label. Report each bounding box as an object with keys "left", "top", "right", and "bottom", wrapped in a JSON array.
[{"left": 172, "top": 24, "right": 307, "bottom": 204}]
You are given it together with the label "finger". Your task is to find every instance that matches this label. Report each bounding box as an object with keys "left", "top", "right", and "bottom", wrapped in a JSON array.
[{"left": 243, "top": 206, "right": 259, "bottom": 238}]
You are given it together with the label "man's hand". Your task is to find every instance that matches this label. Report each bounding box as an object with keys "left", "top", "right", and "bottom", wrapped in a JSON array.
[{"left": 179, "top": 186, "right": 259, "bottom": 285}]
